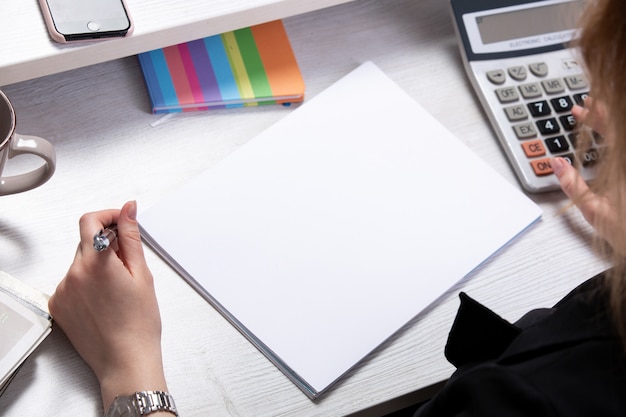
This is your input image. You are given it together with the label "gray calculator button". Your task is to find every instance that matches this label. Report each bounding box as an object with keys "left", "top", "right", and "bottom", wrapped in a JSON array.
[
  {"left": 564, "top": 74, "right": 588, "bottom": 90},
  {"left": 513, "top": 122, "right": 537, "bottom": 139},
  {"left": 504, "top": 105, "right": 528, "bottom": 121},
  {"left": 495, "top": 86, "right": 519, "bottom": 103},
  {"left": 529, "top": 62, "right": 548, "bottom": 77},
  {"left": 508, "top": 66, "right": 527, "bottom": 81},
  {"left": 542, "top": 78, "right": 566, "bottom": 94},
  {"left": 561, "top": 58, "right": 581, "bottom": 71},
  {"left": 487, "top": 69, "right": 506, "bottom": 85},
  {"left": 519, "top": 82, "right": 542, "bottom": 99}
]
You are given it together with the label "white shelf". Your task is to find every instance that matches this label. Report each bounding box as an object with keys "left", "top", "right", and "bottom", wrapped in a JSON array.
[{"left": 0, "top": 0, "right": 353, "bottom": 86}]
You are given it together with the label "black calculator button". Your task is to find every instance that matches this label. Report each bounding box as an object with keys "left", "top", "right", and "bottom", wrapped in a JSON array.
[
  {"left": 550, "top": 96, "right": 573, "bottom": 113},
  {"left": 561, "top": 153, "right": 576, "bottom": 166},
  {"left": 594, "top": 131, "right": 604, "bottom": 144},
  {"left": 582, "top": 149, "right": 600, "bottom": 167},
  {"left": 527, "top": 100, "right": 551, "bottom": 117},
  {"left": 573, "top": 92, "right": 589, "bottom": 106},
  {"left": 542, "top": 78, "right": 566, "bottom": 94},
  {"left": 570, "top": 131, "right": 600, "bottom": 148},
  {"left": 559, "top": 114, "right": 577, "bottom": 131},
  {"left": 529, "top": 62, "right": 548, "bottom": 77},
  {"left": 536, "top": 118, "right": 560, "bottom": 135},
  {"left": 519, "top": 82, "right": 542, "bottom": 99},
  {"left": 544, "top": 135, "right": 570, "bottom": 153},
  {"left": 569, "top": 132, "right": 590, "bottom": 148}
]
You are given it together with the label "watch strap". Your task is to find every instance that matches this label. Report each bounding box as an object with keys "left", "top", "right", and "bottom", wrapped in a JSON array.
[{"left": 134, "top": 391, "right": 178, "bottom": 416}]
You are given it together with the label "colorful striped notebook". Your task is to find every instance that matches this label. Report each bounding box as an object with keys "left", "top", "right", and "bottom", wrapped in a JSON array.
[{"left": 137, "top": 20, "right": 305, "bottom": 114}]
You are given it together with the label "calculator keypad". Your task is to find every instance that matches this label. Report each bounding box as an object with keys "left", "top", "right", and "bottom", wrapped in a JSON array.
[{"left": 488, "top": 60, "right": 598, "bottom": 180}]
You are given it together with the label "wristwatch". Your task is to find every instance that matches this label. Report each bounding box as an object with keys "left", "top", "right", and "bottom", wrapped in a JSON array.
[{"left": 104, "top": 391, "right": 178, "bottom": 417}]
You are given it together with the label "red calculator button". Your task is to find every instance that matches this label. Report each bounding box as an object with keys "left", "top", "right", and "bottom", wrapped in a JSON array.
[
  {"left": 530, "top": 158, "right": 553, "bottom": 176},
  {"left": 521, "top": 140, "right": 546, "bottom": 158}
]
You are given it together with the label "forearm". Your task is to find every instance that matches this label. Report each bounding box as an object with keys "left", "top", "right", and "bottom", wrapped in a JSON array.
[{"left": 100, "top": 355, "right": 169, "bottom": 411}]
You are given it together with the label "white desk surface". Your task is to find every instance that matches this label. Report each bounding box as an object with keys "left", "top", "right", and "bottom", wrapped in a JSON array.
[{"left": 0, "top": 0, "right": 609, "bottom": 416}]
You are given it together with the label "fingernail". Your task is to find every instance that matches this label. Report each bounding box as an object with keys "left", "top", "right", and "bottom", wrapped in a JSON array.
[
  {"left": 127, "top": 200, "right": 137, "bottom": 220},
  {"left": 551, "top": 157, "right": 565, "bottom": 177}
]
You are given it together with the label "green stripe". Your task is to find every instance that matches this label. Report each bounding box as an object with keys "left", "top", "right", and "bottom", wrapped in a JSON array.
[
  {"left": 222, "top": 32, "right": 253, "bottom": 99},
  {"left": 233, "top": 27, "right": 273, "bottom": 99}
]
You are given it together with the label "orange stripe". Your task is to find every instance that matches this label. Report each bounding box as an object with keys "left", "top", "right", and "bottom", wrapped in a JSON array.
[
  {"left": 250, "top": 21, "right": 305, "bottom": 101},
  {"left": 162, "top": 45, "right": 195, "bottom": 110}
]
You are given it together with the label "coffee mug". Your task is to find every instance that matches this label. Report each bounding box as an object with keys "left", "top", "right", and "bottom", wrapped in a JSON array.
[{"left": 0, "top": 90, "right": 56, "bottom": 196}]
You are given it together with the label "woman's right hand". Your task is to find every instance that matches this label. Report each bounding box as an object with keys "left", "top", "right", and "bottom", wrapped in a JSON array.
[
  {"left": 552, "top": 98, "right": 622, "bottom": 254},
  {"left": 48, "top": 201, "right": 169, "bottom": 411}
]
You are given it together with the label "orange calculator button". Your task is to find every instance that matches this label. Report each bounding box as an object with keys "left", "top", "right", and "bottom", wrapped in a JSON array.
[
  {"left": 530, "top": 158, "right": 553, "bottom": 176},
  {"left": 521, "top": 140, "right": 546, "bottom": 158}
]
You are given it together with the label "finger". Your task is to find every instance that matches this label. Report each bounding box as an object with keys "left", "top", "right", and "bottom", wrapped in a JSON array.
[
  {"left": 77, "top": 209, "right": 120, "bottom": 255},
  {"left": 552, "top": 157, "right": 602, "bottom": 226},
  {"left": 116, "top": 201, "right": 149, "bottom": 278},
  {"left": 573, "top": 97, "right": 607, "bottom": 136},
  {"left": 552, "top": 156, "right": 589, "bottom": 200},
  {"left": 571, "top": 104, "right": 589, "bottom": 123}
]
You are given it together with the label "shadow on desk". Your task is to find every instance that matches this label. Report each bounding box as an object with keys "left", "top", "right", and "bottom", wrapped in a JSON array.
[
  {"left": 382, "top": 401, "right": 426, "bottom": 417},
  {"left": 347, "top": 380, "right": 446, "bottom": 417}
]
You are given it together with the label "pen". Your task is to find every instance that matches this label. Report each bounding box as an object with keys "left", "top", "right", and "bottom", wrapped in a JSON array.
[{"left": 93, "top": 225, "right": 118, "bottom": 252}]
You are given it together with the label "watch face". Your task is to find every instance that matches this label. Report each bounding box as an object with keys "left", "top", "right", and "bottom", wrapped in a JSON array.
[{"left": 107, "top": 397, "right": 138, "bottom": 417}]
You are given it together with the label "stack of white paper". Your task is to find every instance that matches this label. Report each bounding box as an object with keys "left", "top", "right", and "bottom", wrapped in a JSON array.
[{"left": 139, "top": 61, "right": 542, "bottom": 399}]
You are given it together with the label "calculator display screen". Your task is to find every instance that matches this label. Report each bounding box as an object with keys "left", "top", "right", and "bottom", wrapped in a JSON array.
[
  {"left": 460, "top": 0, "right": 586, "bottom": 55},
  {"left": 476, "top": 1, "right": 584, "bottom": 45}
]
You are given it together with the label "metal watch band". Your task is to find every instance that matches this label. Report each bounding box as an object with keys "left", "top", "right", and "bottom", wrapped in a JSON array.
[{"left": 134, "top": 391, "right": 178, "bottom": 416}]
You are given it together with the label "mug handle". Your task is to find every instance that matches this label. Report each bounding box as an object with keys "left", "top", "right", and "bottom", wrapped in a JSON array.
[{"left": 0, "top": 133, "right": 56, "bottom": 196}]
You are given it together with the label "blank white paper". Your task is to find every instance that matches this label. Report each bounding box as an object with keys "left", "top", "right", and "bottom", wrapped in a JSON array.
[{"left": 139, "top": 61, "right": 542, "bottom": 398}]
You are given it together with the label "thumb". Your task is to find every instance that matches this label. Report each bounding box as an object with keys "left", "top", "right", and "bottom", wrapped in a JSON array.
[{"left": 116, "top": 200, "right": 148, "bottom": 276}]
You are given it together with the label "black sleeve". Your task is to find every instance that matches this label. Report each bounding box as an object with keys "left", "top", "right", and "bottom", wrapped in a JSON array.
[{"left": 414, "top": 364, "right": 556, "bottom": 417}]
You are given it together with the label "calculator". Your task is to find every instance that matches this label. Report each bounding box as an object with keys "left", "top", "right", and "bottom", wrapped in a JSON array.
[{"left": 449, "top": 0, "right": 599, "bottom": 193}]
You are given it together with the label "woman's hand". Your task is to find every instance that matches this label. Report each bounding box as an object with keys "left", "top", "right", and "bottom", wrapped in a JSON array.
[
  {"left": 571, "top": 97, "right": 607, "bottom": 138},
  {"left": 48, "top": 201, "right": 168, "bottom": 410},
  {"left": 552, "top": 157, "right": 617, "bottom": 243},
  {"left": 553, "top": 98, "right": 621, "bottom": 254}
]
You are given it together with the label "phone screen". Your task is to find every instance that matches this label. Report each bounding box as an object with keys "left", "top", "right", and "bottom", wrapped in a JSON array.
[{"left": 45, "top": 0, "right": 131, "bottom": 38}]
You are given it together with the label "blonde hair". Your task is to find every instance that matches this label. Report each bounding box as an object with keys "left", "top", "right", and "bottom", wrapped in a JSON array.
[{"left": 576, "top": 0, "right": 626, "bottom": 345}]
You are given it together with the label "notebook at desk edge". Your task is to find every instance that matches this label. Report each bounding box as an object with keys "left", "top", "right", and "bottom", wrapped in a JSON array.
[
  {"left": 138, "top": 61, "right": 542, "bottom": 399},
  {"left": 0, "top": 271, "right": 52, "bottom": 396}
]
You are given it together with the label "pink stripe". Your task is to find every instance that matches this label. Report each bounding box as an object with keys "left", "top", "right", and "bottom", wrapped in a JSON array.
[{"left": 177, "top": 43, "right": 205, "bottom": 105}]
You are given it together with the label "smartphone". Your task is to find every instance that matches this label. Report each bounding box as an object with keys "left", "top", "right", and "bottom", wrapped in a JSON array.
[{"left": 39, "top": 0, "right": 133, "bottom": 43}]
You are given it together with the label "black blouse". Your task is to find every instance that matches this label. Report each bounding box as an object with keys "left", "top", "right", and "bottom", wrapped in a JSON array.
[{"left": 414, "top": 273, "right": 626, "bottom": 417}]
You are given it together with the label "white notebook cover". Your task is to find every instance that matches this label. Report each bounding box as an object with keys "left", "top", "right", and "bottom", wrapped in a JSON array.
[
  {"left": 0, "top": 271, "right": 52, "bottom": 395},
  {"left": 139, "top": 61, "right": 542, "bottom": 399}
]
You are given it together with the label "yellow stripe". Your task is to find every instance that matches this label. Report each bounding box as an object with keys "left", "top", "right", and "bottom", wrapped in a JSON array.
[{"left": 222, "top": 32, "right": 257, "bottom": 106}]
